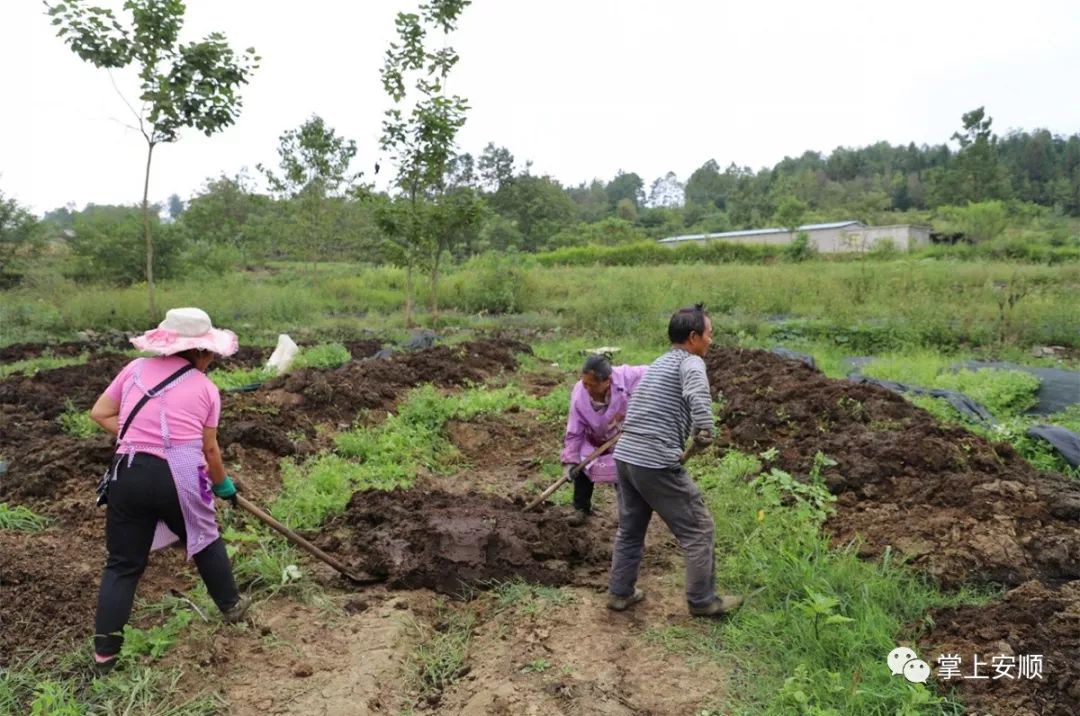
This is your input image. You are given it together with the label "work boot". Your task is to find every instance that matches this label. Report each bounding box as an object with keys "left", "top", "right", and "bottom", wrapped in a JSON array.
[
  {"left": 689, "top": 594, "right": 743, "bottom": 618},
  {"left": 222, "top": 595, "right": 252, "bottom": 624},
  {"left": 567, "top": 509, "right": 589, "bottom": 527},
  {"left": 607, "top": 588, "right": 645, "bottom": 612}
]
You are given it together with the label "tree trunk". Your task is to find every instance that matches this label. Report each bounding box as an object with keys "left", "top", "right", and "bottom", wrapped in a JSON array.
[
  {"left": 142, "top": 142, "right": 157, "bottom": 320},
  {"left": 429, "top": 249, "right": 441, "bottom": 317},
  {"left": 309, "top": 202, "right": 319, "bottom": 285},
  {"left": 404, "top": 262, "right": 415, "bottom": 328}
]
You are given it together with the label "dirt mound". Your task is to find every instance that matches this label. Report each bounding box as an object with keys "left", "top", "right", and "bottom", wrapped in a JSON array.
[
  {"left": 0, "top": 333, "right": 131, "bottom": 362},
  {"left": 922, "top": 579, "right": 1080, "bottom": 715},
  {"left": 225, "top": 346, "right": 270, "bottom": 370},
  {"left": 224, "top": 340, "right": 382, "bottom": 371},
  {"left": 0, "top": 353, "right": 131, "bottom": 419},
  {"left": 0, "top": 430, "right": 113, "bottom": 502},
  {"left": 705, "top": 348, "right": 1080, "bottom": 589},
  {"left": 343, "top": 339, "right": 383, "bottom": 360},
  {"left": 319, "top": 488, "right": 609, "bottom": 595},
  {"left": 220, "top": 340, "right": 530, "bottom": 455}
]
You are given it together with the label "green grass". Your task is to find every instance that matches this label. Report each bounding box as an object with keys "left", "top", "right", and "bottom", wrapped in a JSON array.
[
  {"left": 0, "top": 503, "right": 49, "bottom": 531},
  {"left": 858, "top": 357, "right": 1042, "bottom": 417},
  {"left": 292, "top": 342, "right": 352, "bottom": 370},
  {"left": 56, "top": 400, "right": 99, "bottom": 439},
  {"left": 121, "top": 609, "right": 196, "bottom": 660},
  {"left": 847, "top": 350, "right": 1078, "bottom": 475},
  {"left": 4, "top": 260, "right": 1079, "bottom": 351},
  {"left": 647, "top": 449, "right": 994, "bottom": 715},
  {"left": 208, "top": 365, "right": 276, "bottom": 391},
  {"left": 0, "top": 646, "right": 222, "bottom": 715},
  {"left": 404, "top": 605, "right": 475, "bottom": 703},
  {"left": 0, "top": 353, "right": 88, "bottom": 378},
  {"left": 489, "top": 579, "right": 575, "bottom": 616},
  {"left": 271, "top": 383, "right": 543, "bottom": 529}
]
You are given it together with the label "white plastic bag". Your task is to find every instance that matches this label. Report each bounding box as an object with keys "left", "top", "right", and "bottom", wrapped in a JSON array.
[{"left": 266, "top": 333, "right": 299, "bottom": 375}]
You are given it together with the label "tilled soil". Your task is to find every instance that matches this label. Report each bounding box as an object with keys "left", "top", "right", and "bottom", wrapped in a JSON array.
[
  {"left": 705, "top": 347, "right": 1080, "bottom": 716},
  {"left": 924, "top": 580, "right": 1080, "bottom": 716},
  {"left": 0, "top": 340, "right": 529, "bottom": 659},
  {"left": 5, "top": 341, "right": 1079, "bottom": 714},
  {"left": 219, "top": 340, "right": 531, "bottom": 456},
  {"left": 705, "top": 348, "right": 1080, "bottom": 589},
  {"left": 319, "top": 488, "right": 610, "bottom": 595},
  {"left": 0, "top": 333, "right": 132, "bottom": 362}
]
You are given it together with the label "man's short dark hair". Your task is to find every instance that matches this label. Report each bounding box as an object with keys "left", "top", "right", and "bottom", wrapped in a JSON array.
[
  {"left": 668, "top": 303, "right": 709, "bottom": 344},
  {"left": 582, "top": 353, "right": 612, "bottom": 380}
]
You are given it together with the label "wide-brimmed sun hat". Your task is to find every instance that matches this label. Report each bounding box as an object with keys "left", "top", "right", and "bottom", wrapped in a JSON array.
[{"left": 131, "top": 307, "right": 238, "bottom": 357}]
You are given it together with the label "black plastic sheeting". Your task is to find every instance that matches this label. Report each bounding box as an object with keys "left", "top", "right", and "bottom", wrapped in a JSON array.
[
  {"left": 954, "top": 361, "right": 1080, "bottom": 416},
  {"left": 1027, "top": 425, "right": 1080, "bottom": 468},
  {"left": 846, "top": 375, "right": 998, "bottom": 425},
  {"left": 844, "top": 372, "right": 1080, "bottom": 469},
  {"left": 770, "top": 347, "right": 817, "bottom": 370}
]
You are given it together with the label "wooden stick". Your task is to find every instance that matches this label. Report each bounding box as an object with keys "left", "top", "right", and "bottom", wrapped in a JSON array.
[
  {"left": 523, "top": 433, "right": 621, "bottom": 512},
  {"left": 234, "top": 494, "right": 382, "bottom": 584}
]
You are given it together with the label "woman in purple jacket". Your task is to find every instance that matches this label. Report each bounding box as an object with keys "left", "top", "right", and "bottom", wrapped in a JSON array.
[{"left": 560, "top": 354, "right": 648, "bottom": 525}]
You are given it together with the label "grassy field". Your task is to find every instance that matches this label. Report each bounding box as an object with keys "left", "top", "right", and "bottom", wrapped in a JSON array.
[{"left": 2, "top": 259, "right": 1078, "bottom": 351}]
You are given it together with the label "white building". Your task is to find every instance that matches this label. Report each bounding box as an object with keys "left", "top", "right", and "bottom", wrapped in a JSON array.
[{"left": 658, "top": 221, "right": 932, "bottom": 253}]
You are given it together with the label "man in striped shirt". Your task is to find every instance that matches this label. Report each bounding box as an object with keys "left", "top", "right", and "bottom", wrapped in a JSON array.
[{"left": 608, "top": 304, "right": 743, "bottom": 617}]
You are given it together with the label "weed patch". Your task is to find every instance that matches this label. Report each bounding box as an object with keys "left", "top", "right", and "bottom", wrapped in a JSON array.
[
  {"left": 661, "top": 450, "right": 989, "bottom": 714},
  {"left": 0, "top": 503, "right": 49, "bottom": 532},
  {"left": 405, "top": 605, "right": 475, "bottom": 704},
  {"left": 272, "top": 384, "right": 542, "bottom": 529},
  {"left": 292, "top": 342, "right": 352, "bottom": 370},
  {"left": 209, "top": 365, "right": 276, "bottom": 391},
  {"left": 489, "top": 579, "right": 574, "bottom": 616},
  {"left": 0, "top": 646, "right": 221, "bottom": 715},
  {"left": 0, "top": 353, "right": 88, "bottom": 378},
  {"left": 56, "top": 400, "right": 99, "bottom": 439}
]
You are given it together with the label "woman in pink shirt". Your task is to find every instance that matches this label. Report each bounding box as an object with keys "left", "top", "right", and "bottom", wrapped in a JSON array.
[
  {"left": 89, "top": 308, "right": 247, "bottom": 675},
  {"left": 560, "top": 354, "right": 648, "bottom": 526}
]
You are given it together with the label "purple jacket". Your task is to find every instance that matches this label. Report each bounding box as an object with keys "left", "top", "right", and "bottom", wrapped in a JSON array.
[{"left": 561, "top": 364, "right": 648, "bottom": 482}]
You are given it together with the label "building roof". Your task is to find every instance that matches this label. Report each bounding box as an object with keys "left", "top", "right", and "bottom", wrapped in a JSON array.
[{"left": 658, "top": 220, "right": 863, "bottom": 245}]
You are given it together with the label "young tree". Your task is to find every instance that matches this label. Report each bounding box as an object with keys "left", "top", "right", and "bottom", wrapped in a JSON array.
[
  {"left": 379, "top": 0, "right": 475, "bottom": 324},
  {"left": 181, "top": 171, "right": 267, "bottom": 265},
  {"left": 646, "top": 171, "right": 685, "bottom": 208},
  {"left": 0, "top": 189, "right": 42, "bottom": 276},
  {"left": 605, "top": 170, "right": 645, "bottom": 209},
  {"left": 476, "top": 143, "right": 515, "bottom": 193},
  {"left": 46, "top": 0, "right": 258, "bottom": 318},
  {"left": 774, "top": 196, "right": 809, "bottom": 233},
  {"left": 165, "top": 193, "right": 185, "bottom": 221},
  {"left": 489, "top": 174, "right": 577, "bottom": 251},
  {"left": 258, "top": 115, "right": 360, "bottom": 278}
]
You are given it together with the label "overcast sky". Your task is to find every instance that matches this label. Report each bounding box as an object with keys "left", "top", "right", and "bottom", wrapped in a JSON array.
[{"left": 4, "top": 0, "right": 1079, "bottom": 214}]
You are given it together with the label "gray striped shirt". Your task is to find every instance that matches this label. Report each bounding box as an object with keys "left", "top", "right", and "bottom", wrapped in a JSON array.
[{"left": 613, "top": 348, "right": 714, "bottom": 469}]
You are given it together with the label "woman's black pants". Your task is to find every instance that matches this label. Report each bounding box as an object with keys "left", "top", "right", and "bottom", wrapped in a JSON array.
[{"left": 94, "top": 453, "right": 239, "bottom": 656}]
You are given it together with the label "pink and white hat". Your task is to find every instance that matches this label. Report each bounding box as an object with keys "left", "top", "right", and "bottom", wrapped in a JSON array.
[{"left": 131, "top": 307, "right": 238, "bottom": 357}]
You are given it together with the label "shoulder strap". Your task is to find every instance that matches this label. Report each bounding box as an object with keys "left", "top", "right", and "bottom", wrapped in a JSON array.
[{"left": 118, "top": 363, "right": 196, "bottom": 441}]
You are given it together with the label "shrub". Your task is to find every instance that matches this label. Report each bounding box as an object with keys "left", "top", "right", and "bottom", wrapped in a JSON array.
[
  {"left": 67, "top": 206, "right": 186, "bottom": 284},
  {"left": 447, "top": 252, "right": 529, "bottom": 313}
]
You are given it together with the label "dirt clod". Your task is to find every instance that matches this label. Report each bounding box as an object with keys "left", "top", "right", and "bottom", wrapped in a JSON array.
[{"left": 320, "top": 488, "right": 609, "bottom": 595}]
